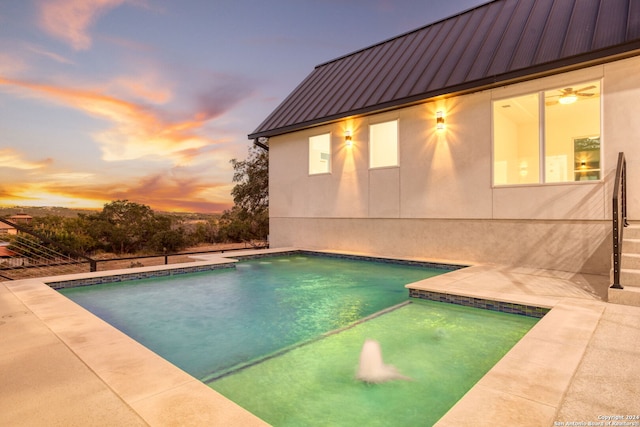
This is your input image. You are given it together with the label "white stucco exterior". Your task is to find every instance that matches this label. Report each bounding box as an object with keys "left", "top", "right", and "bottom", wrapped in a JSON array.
[{"left": 267, "top": 56, "right": 640, "bottom": 275}]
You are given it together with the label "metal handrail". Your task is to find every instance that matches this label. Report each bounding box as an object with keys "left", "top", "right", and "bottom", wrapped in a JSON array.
[{"left": 611, "top": 152, "right": 628, "bottom": 289}]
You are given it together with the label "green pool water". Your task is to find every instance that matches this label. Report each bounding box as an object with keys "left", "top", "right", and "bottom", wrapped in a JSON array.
[
  {"left": 211, "top": 299, "right": 538, "bottom": 427},
  {"left": 59, "top": 253, "right": 447, "bottom": 379},
  {"left": 59, "top": 253, "right": 538, "bottom": 425}
]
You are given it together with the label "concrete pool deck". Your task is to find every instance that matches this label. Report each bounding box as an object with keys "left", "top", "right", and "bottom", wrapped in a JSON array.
[
  {"left": 407, "top": 264, "right": 640, "bottom": 426},
  {"left": 1, "top": 248, "right": 639, "bottom": 426}
]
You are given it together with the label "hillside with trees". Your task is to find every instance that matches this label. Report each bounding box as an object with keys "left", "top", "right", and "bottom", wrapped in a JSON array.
[{"left": 0, "top": 145, "right": 269, "bottom": 258}]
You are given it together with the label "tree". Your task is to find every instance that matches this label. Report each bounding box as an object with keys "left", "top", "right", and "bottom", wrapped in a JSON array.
[
  {"left": 92, "top": 200, "right": 160, "bottom": 254},
  {"left": 225, "top": 145, "right": 269, "bottom": 241},
  {"left": 190, "top": 219, "right": 219, "bottom": 244},
  {"left": 7, "top": 200, "right": 212, "bottom": 257},
  {"left": 148, "top": 214, "right": 189, "bottom": 252},
  {"left": 230, "top": 145, "right": 268, "bottom": 216},
  {"left": 217, "top": 205, "right": 269, "bottom": 243},
  {"left": 31, "top": 214, "right": 99, "bottom": 255}
]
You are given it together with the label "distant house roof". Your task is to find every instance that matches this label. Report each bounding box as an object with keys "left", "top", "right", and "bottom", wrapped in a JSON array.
[
  {"left": 8, "top": 213, "right": 33, "bottom": 223},
  {"left": 249, "top": 0, "right": 640, "bottom": 139},
  {"left": 0, "top": 246, "right": 16, "bottom": 257}
]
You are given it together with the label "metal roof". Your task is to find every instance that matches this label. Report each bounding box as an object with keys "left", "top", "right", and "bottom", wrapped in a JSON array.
[{"left": 249, "top": 0, "right": 640, "bottom": 140}]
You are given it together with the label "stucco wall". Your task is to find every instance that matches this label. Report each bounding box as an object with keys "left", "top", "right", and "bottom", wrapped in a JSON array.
[
  {"left": 269, "top": 217, "right": 610, "bottom": 275},
  {"left": 267, "top": 56, "right": 640, "bottom": 274}
]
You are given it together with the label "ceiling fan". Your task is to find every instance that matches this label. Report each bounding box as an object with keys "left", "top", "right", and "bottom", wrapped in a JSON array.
[{"left": 545, "top": 85, "right": 597, "bottom": 105}]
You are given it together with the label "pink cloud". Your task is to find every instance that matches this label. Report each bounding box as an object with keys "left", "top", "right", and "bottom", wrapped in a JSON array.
[
  {"left": 0, "top": 148, "right": 52, "bottom": 170},
  {"left": 38, "top": 0, "right": 130, "bottom": 50},
  {"left": 0, "top": 76, "right": 216, "bottom": 164},
  {"left": 42, "top": 171, "right": 233, "bottom": 213},
  {"left": 0, "top": 165, "right": 235, "bottom": 212},
  {"left": 109, "top": 74, "right": 172, "bottom": 104},
  {"left": 26, "top": 44, "right": 74, "bottom": 64},
  {"left": 0, "top": 74, "right": 251, "bottom": 212},
  {"left": 0, "top": 74, "right": 253, "bottom": 166}
]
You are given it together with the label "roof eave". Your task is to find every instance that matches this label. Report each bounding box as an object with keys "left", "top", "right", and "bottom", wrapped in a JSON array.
[{"left": 248, "top": 43, "right": 640, "bottom": 140}]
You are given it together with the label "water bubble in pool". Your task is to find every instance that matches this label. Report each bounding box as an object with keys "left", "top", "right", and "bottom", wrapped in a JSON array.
[
  {"left": 355, "top": 339, "right": 411, "bottom": 384},
  {"left": 433, "top": 328, "right": 448, "bottom": 340}
]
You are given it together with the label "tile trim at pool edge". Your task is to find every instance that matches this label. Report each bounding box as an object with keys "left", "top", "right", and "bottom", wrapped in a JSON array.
[
  {"left": 48, "top": 248, "right": 466, "bottom": 290},
  {"left": 407, "top": 265, "right": 607, "bottom": 426}
]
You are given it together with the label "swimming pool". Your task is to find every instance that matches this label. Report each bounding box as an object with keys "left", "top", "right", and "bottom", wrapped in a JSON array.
[
  {"left": 212, "top": 299, "right": 537, "bottom": 426},
  {"left": 59, "top": 253, "right": 450, "bottom": 379},
  {"left": 58, "top": 252, "right": 539, "bottom": 425}
]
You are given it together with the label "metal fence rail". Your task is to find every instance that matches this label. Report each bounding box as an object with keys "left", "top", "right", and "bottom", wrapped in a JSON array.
[
  {"left": 0, "top": 233, "right": 90, "bottom": 280},
  {"left": 1, "top": 228, "right": 267, "bottom": 281}
]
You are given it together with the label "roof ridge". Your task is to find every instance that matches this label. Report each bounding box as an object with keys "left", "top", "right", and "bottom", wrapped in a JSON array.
[{"left": 314, "top": 0, "right": 498, "bottom": 69}]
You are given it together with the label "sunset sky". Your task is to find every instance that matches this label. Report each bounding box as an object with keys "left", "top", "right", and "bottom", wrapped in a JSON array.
[{"left": 0, "top": 0, "right": 484, "bottom": 213}]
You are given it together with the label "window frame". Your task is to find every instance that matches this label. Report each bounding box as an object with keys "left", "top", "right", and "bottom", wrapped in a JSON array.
[
  {"left": 491, "top": 79, "right": 602, "bottom": 187},
  {"left": 308, "top": 132, "right": 332, "bottom": 176},
  {"left": 368, "top": 119, "right": 399, "bottom": 170}
]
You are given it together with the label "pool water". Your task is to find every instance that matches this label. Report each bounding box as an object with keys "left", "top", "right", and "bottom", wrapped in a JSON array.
[
  {"left": 212, "top": 299, "right": 538, "bottom": 427},
  {"left": 59, "top": 254, "right": 447, "bottom": 379}
]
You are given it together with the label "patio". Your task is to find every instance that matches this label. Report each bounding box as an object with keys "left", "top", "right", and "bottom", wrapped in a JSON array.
[{"left": 1, "top": 249, "right": 639, "bottom": 426}]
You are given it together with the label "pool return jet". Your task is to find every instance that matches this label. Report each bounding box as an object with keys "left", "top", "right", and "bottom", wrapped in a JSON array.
[{"left": 355, "top": 339, "right": 412, "bottom": 384}]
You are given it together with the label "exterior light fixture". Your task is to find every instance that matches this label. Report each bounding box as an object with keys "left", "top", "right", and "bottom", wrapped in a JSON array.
[
  {"left": 559, "top": 94, "right": 578, "bottom": 105},
  {"left": 345, "top": 130, "right": 353, "bottom": 146},
  {"left": 436, "top": 111, "right": 445, "bottom": 130}
]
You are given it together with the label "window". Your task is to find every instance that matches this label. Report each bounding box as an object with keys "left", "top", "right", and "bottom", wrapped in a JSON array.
[
  {"left": 309, "top": 133, "right": 331, "bottom": 174},
  {"left": 369, "top": 120, "right": 398, "bottom": 168},
  {"left": 544, "top": 82, "right": 601, "bottom": 182},
  {"left": 493, "top": 80, "right": 601, "bottom": 185},
  {"left": 493, "top": 93, "right": 540, "bottom": 185}
]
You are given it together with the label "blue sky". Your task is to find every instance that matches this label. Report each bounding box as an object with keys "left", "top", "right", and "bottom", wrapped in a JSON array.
[{"left": 0, "top": 0, "right": 485, "bottom": 212}]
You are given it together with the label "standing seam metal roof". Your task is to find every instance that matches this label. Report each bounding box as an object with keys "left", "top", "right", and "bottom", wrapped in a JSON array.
[{"left": 249, "top": 0, "right": 640, "bottom": 140}]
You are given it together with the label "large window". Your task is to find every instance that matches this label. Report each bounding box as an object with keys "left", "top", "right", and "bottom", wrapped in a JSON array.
[
  {"left": 309, "top": 133, "right": 331, "bottom": 175},
  {"left": 493, "top": 81, "right": 601, "bottom": 185},
  {"left": 369, "top": 120, "right": 398, "bottom": 168}
]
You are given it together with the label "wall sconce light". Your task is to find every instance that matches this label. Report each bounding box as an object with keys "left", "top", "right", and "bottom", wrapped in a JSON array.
[
  {"left": 580, "top": 159, "right": 587, "bottom": 168},
  {"left": 436, "top": 111, "right": 445, "bottom": 130},
  {"left": 345, "top": 130, "right": 353, "bottom": 146}
]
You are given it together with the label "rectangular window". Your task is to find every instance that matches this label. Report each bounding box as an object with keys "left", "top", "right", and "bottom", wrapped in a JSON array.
[
  {"left": 369, "top": 120, "right": 398, "bottom": 168},
  {"left": 544, "top": 82, "right": 601, "bottom": 182},
  {"left": 309, "top": 133, "right": 331, "bottom": 174},
  {"left": 493, "top": 93, "right": 540, "bottom": 185},
  {"left": 493, "top": 80, "right": 600, "bottom": 185}
]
